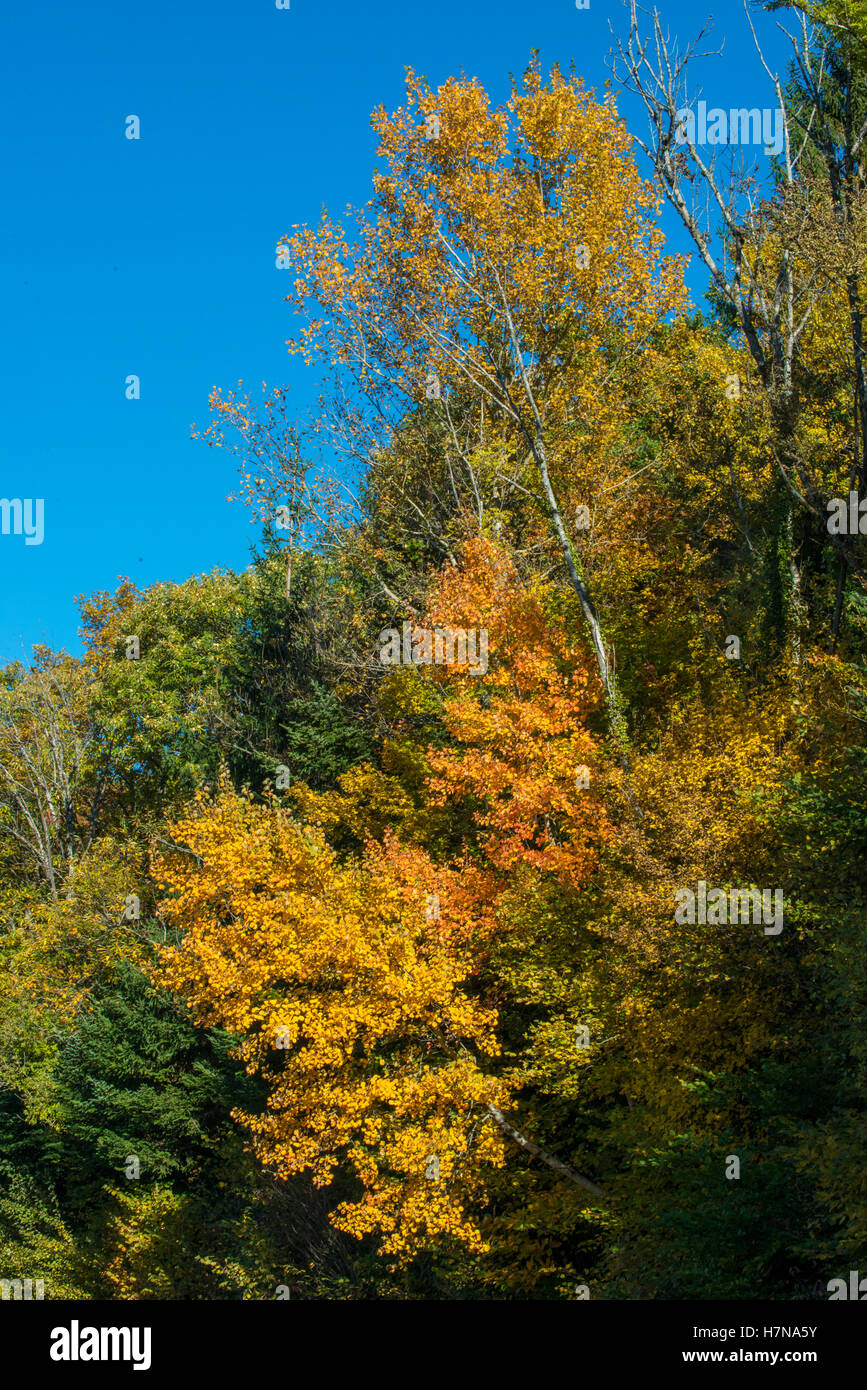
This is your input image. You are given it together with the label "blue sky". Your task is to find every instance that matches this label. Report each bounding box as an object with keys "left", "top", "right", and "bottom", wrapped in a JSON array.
[{"left": 0, "top": 0, "right": 793, "bottom": 663}]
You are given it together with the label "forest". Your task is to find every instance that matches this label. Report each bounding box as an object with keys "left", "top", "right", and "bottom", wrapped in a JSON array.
[{"left": 1, "top": 0, "right": 866, "bottom": 1300}]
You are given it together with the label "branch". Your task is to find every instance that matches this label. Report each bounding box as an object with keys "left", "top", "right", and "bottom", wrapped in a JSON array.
[{"left": 486, "top": 1104, "right": 604, "bottom": 1197}]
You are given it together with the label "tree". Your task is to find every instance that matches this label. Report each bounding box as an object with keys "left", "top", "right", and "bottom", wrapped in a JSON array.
[
  {"left": 611, "top": 0, "right": 867, "bottom": 651},
  {"left": 152, "top": 777, "right": 509, "bottom": 1263},
  {"left": 0, "top": 653, "right": 102, "bottom": 901},
  {"left": 277, "top": 59, "right": 687, "bottom": 748}
]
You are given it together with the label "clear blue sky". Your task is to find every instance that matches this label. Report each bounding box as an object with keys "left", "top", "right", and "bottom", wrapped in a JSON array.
[{"left": 0, "top": 0, "right": 792, "bottom": 663}]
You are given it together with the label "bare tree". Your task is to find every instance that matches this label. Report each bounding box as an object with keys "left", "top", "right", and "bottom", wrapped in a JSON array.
[
  {"left": 609, "top": 0, "right": 867, "bottom": 648},
  {"left": 0, "top": 658, "right": 103, "bottom": 900}
]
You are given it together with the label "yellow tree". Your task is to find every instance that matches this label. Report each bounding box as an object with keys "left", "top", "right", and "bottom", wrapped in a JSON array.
[
  {"left": 278, "top": 59, "right": 687, "bottom": 741},
  {"left": 151, "top": 778, "right": 508, "bottom": 1262}
]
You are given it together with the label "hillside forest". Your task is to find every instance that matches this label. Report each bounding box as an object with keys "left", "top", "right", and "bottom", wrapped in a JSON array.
[{"left": 2, "top": 0, "right": 867, "bottom": 1300}]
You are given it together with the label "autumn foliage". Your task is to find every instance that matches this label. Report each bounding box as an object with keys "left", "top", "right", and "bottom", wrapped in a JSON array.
[
  {"left": 3, "top": 31, "right": 867, "bottom": 1301},
  {"left": 152, "top": 780, "right": 507, "bottom": 1261}
]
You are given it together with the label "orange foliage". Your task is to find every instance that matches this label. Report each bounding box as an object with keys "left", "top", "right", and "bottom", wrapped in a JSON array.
[
  {"left": 425, "top": 537, "right": 614, "bottom": 887},
  {"left": 151, "top": 778, "right": 508, "bottom": 1262}
]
